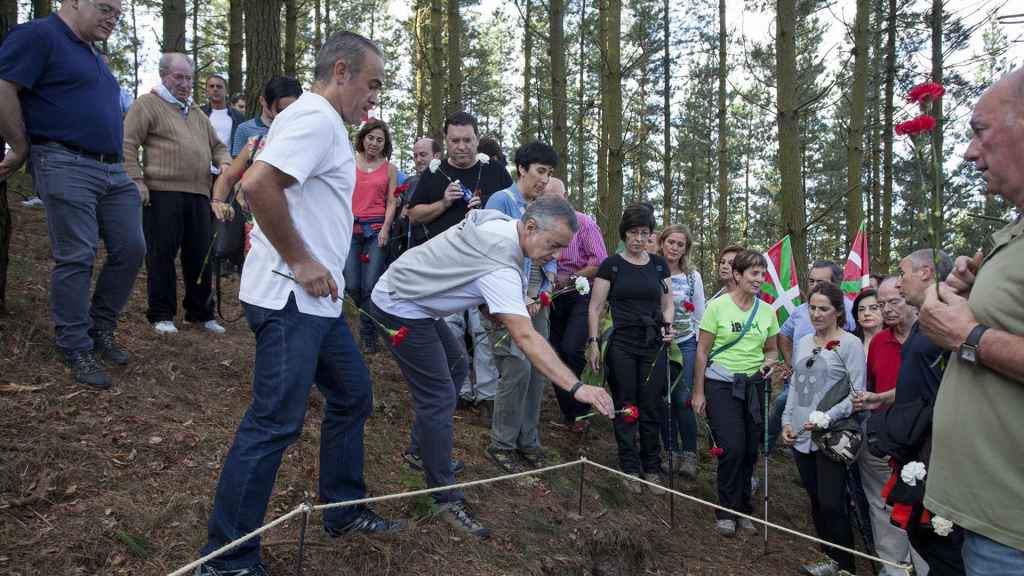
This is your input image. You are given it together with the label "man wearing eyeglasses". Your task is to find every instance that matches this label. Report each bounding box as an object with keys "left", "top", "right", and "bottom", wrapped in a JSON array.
[{"left": 0, "top": 0, "right": 145, "bottom": 389}]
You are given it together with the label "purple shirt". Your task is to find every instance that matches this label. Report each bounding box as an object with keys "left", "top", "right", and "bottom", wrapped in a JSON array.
[{"left": 558, "top": 211, "right": 607, "bottom": 275}]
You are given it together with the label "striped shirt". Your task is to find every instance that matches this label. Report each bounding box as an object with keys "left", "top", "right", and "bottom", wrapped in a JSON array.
[{"left": 557, "top": 211, "right": 608, "bottom": 275}]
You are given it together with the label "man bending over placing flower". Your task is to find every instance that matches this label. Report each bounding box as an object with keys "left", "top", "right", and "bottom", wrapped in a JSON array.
[{"left": 369, "top": 194, "right": 614, "bottom": 539}]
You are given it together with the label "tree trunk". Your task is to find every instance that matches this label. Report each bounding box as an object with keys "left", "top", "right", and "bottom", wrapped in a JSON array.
[
  {"left": 520, "top": 0, "right": 533, "bottom": 145},
  {"left": 869, "top": 0, "right": 883, "bottom": 270},
  {"left": 163, "top": 0, "right": 187, "bottom": 52},
  {"left": 596, "top": 0, "right": 608, "bottom": 238},
  {"left": 2, "top": 0, "right": 16, "bottom": 29},
  {"left": 601, "top": 0, "right": 623, "bottom": 250},
  {"left": 313, "top": 0, "right": 321, "bottom": 54},
  {"left": 32, "top": 0, "right": 50, "bottom": 18},
  {"left": 446, "top": 0, "right": 462, "bottom": 115},
  {"left": 244, "top": 0, "right": 282, "bottom": 119},
  {"left": 574, "top": 0, "right": 588, "bottom": 207},
  {"left": 929, "top": 0, "right": 944, "bottom": 244},
  {"left": 550, "top": 0, "right": 568, "bottom": 179},
  {"left": 716, "top": 0, "right": 729, "bottom": 250},
  {"left": 414, "top": 1, "right": 426, "bottom": 138},
  {"left": 661, "top": 0, "right": 671, "bottom": 224},
  {"left": 776, "top": 0, "right": 808, "bottom": 292},
  {"left": 428, "top": 0, "right": 443, "bottom": 139},
  {"left": 229, "top": 0, "right": 243, "bottom": 96},
  {"left": 129, "top": 0, "right": 140, "bottom": 97},
  {"left": 846, "top": 0, "right": 870, "bottom": 244},
  {"left": 881, "top": 0, "right": 895, "bottom": 271},
  {"left": 283, "top": 0, "right": 297, "bottom": 77},
  {"left": 191, "top": 0, "right": 200, "bottom": 97}
]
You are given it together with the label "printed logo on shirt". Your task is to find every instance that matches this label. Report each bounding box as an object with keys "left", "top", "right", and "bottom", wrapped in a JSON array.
[{"left": 731, "top": 322, "right": 743, "bottom": 333}]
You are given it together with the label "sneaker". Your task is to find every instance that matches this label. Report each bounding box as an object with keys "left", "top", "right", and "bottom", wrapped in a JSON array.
[
  {"left": 323, "top": 507, "right": 404, "bottom": 536},
  {"left": 402, "top": 452, "right": 465, "bottom": 475},
  {"left": 641, "top": 472, "right": 666, "bottom": 495},
  {"left": 64, "top": 350, "right": 112, "bottom": 389},
  {"left": 621, "top": 474, "right": 643, "bottom": 495},
  {"left": 21, "top": 196, "right": 43, "bottom": 207},
  {"left": 738, "top": 517, "right": 758, "bottom": 534},
  {"left": 484, "top": 445, "right": 520, "bottom": 474},
  {"left": 660, "top": 451, "right": 684, "bottom": 475},
  {"left": 715, "top": 519, "right": 737, "bottom": 537},
  {"left": 434, "top": 501, "right": 490, "bottom": 538},
  {"left": 91, "top": 331, "right": 129, "bottom": 365},
  {"left": 194, "top": 562, "right": 270, "bottom": 576},
  {"left": 153, "top": 320, "right": 178, "bottom": 334},
  {"left": 679, "top": 451, "right": 698, "bottom": 480},
  {"left": 202, "top": 320, "right": 226, "bottom": 334},
  {"left": 518, "top": 448, "right": 547, "bottom": 469},
  {"left": 800, "top": 558, "right": 840, "bottom": 576}
]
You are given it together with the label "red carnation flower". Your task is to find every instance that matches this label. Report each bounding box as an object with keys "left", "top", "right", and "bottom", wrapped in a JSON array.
[
  {"left": 390, "top": 326, "right": 409, "bottom": 347},
  {"left": 825, "top": 339, "right": 840, "bottom": 351},
  {"left": 710, "top": 446, "right": 725, "bottom": 458},
  {"left": 360, "top": 253, "right": 370, "bottom": 263},
  {"left": 394, "top": 182, "right": 410, "bottom": 198},
  {"left": 683, "top": 301, "right": 695, "bottom": 312},
  {"left": 621, "top": 404, "right": 639, "bottom": 423},
  {"left": 895, "top": 114, "right": 937, "bottom": 136},
  {"left": 539, "top": 292, "right": 552, "bottom": 307},
  {"left": 907, "top": 82, "right": 945, "bottom": 105}
]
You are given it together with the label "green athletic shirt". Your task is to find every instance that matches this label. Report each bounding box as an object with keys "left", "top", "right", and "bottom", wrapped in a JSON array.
[
  {"left": 925, "top": 215, "right": 1024, "bottom": 552},
  {"left": 699, "top": 293, "right": 780, "bottom": 376}
]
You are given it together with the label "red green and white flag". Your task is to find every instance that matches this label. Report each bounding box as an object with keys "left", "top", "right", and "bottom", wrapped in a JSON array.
[
  {"left": 842, "top": 221, "right": 870, "bottom": 301},
  {"left": 760, "top": 236, "right": 801, "bottom": 323}
]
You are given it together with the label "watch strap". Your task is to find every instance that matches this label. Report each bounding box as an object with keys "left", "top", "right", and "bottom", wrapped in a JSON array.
[
  {"left": 965, "top": 324, "right": 990, "bottom": 348},
  {"left": 568, "top": 381, "right": 584, "bottom": 397}
]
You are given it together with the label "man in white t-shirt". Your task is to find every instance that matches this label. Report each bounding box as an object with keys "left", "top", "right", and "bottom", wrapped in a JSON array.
[
  {"left": 370, "top": 195, "right": 614, "bottom": 539},
  {"left": 196, "top": 32, "right": 399, "bottom": 576},
  {"left": 201, "top": 73, "right": 244, "bottom": 153}
]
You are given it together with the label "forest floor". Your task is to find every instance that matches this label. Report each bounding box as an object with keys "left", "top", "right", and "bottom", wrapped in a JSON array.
[{"left": 1, "top": 174, "right": 876, "bottom": 575}]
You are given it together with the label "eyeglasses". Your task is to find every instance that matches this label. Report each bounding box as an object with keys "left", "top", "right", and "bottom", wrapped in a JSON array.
[
  {"left": 878, "top": 298, "right": 905, "bottom": 310},
  {"left": 170, "top": 72, "right": 194, "bottom": 83},
  {"left": 87, "top": 0, "right": 123, "bottom": 20},
  {"left": 857, "top": 304, "right": 881, "bottom": 313}
]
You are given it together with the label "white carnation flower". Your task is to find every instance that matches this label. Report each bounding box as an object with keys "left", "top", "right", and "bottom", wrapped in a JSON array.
[
  {"left": 476, "top": 152, "right": 490, "bottom": 164},
  {"left": 429, "top": 158, "right": 441, "bottom": 173},
  {"left": 575, "top": 276, "right": 591, "bottom": 295},
  {"left": 901, "top": 461, "right": 927, "bottom": 487},
  {"left": 932, "top": 515, "right": 954, "bottom": 537},
  {"left": 808, "top": 411, "right": 831, "bottom": 429}
]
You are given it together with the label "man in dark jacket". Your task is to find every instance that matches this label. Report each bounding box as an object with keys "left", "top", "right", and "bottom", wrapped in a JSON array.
[{"left": 201, "top": 73, "right": 245, "bottom": 153}]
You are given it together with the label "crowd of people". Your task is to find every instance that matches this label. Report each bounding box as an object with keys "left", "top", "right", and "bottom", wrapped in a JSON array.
[{"left": 0, "top": 4, "right": 1022, "bottom": 576}]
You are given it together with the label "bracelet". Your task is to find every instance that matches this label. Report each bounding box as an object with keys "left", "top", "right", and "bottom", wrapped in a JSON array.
[
  {"left": 568, "top": 381, "right": 584, "bottom": 397},
  {"left": 587, "top": 337, "right": 599, "bottom": 345},
  {"left": 211, "top": 199, "right": 226, "bottom": 204}
]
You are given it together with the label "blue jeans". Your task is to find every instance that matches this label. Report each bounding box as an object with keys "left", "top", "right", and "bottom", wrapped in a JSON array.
[
  {"left": 343, "top": 232, "right": 386, "bottom": 343},
  {"left": 201, "top": 295, "right": 372, "bottom": 570},
  {"left": 29, "top": 143, "right": 145, "bottom": 354},
  {"left": 657, "top": 337, "right": 698, "bottom": 453},
  {"left": 964, "top": 530, "right": 1024, "bottom": 576}
]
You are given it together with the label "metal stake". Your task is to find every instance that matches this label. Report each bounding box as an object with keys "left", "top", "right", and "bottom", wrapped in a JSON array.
[
  {"left": 295, "top": 501, "right": 312, "bottom": 576},
  {"left": 577, "top": 458, "right": 586, "bottom": 517}
]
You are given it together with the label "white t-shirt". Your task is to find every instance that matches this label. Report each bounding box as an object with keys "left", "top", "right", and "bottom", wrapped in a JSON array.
[
  {"left": 238, "top": 92, "right": 355, "bottom": 318},
  {"left": 208, "top": 107, "right": 233, "bottom": 148},
  {"left": 371, "top": 219, "right": 530, "bottom": 320}
]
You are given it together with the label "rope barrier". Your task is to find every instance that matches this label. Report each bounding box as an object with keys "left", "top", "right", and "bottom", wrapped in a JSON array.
[{"left": 168, "top": 457, "right": 915, "bottom": 576}]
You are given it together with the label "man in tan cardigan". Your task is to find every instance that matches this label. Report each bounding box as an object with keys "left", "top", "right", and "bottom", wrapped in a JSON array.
[{"left": 123, "top": 52, "right": 231, "bottom": 335}]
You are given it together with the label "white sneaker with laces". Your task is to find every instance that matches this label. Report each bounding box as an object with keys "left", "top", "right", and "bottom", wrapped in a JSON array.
[
  {"left": 153, "top": 320, "right": 178, "bottom": 334},
  {"left": 203, "top": 320, "right": 226, "bottom": 334}
]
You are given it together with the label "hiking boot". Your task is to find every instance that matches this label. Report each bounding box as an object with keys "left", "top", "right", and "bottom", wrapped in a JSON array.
[
  {"left": 434, "top": 501, "right": 490, "bottom": 538},
  {"left": 518, "top": 448, "right": 547, "bottom": 469},
  {"left": 402, "top": 452, "right": 465, "bottom": 475},
  {"left": 622, "top": 474, "right": 643, "bottom": 495},
  {"left": 641, "top": 472, "right": 666, "bottom": 495},
  {"left": 324, "top": 507, "right": 404, "bottom": 536},
  {"left": 194, "top": 562, "right": 270, "bottom": 576},
  {"left": 738, "top": 517, "right": 758, "bottom": 535},
  {"left": 800, "top": 558, "right": 840, "bottom": 576},
  {"left": 64, "top": 350, "right": 112, "bottom": 389},
  {"left": 715, "top": 519, "right": 737, "bottom": 537},
  {"left": 679, "top": 451, "right": 698, "bottom": 480},
  {"left": 92, "top": 331, "right": 129, "bottom": 365},
  {"left": 484, "top": 445, "right": 520, "bottom": 474}
]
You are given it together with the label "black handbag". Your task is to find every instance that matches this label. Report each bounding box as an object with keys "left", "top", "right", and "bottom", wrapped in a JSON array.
[
  {"left": 213, "top": 195, "right": 246, "bottom": 261},
  {"left": 811, "top": 374, "right": 864, "bottom": 465}
]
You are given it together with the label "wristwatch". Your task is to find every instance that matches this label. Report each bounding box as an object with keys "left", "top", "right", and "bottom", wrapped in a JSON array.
[
  {"left": 568, "top": 381, "right": 584, "bottom": 397},
  {"left": 958, "top": 324, "right": 990, "bottom": 366}
]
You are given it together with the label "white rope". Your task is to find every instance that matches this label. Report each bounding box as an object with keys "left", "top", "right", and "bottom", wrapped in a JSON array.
[{"left": 583, "top": 459, "right": 915, "bottom": 575}]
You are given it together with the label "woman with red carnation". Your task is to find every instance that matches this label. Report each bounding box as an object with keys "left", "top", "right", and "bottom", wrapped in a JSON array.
[
  {"left": 781, "top": 282, "right": 866, "bottom": 576},
  {"left": 344, "top": 119, "right": 399, "bottom": 352}
]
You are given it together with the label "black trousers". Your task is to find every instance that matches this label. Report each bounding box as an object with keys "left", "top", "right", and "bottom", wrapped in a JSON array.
[
  {"left": 793, "top": 449, "right": 856, "bottom": 572},
  {"left": 910, "top": 525, "right": 965, "bottom": 576},
  {"left": 548, "top": 289, "right": 590, "bottom": 421},
  {"left": 705, "top": 377, "right": 762, "bottom": 520},
  {"left": 606, "top": 340, "right": 666, "bottom": 474},
  {"left": 143, "top": 190, "right": 214, "bottom": 324}
]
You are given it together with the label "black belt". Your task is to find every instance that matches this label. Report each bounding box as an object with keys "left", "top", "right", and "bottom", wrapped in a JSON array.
[{"left": 30, "top": 137, "right": 122, "bottom": 164}]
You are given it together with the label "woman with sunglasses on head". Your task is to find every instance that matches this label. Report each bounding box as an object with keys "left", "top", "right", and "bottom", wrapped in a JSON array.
[{"left": 781, "top": 282, "right": 866, "bottom": 576}]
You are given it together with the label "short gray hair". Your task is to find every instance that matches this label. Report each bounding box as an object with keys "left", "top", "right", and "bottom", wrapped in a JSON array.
[
  {"left": 908, "top": 248, "right": 953, "bottom": 282},
  {"left": 158, "top": 52, "right": 193, "bottom": 77},
  {"left": 314, "top": 31, "right": 383, "bottom": 83},
  {"left": 522, "top": 195, "right": 579, "bottom": 234},
  {"left": 811, "top": 260, "right": 843, "bottom": 285}
]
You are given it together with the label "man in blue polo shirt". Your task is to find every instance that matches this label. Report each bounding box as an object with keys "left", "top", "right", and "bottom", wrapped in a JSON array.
[{"left": 0, "top": 0, "right": 145, "bottom": 389}]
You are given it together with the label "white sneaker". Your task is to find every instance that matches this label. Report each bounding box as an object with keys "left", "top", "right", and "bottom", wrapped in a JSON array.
[
  {"left": 153, "top": 321, "right": 178, "bottom": 334},
  {"left": 738, "top": 517, "right": 758, "bottom": 534},
  {"left": 715, "top": 519, "right": 736, "bottom": 537},
  {"left": 202, "top": 320, "right": 226, "bottom": 334},
  {"left": 21, "top": 197, "right": 43, "bottom": 207}
]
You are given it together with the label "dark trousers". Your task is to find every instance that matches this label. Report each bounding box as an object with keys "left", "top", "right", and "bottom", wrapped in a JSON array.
[
  {"left": 910, "top": 526, "right": 965, "bottom": 576},
  {"left": 705, "top": 377, "right": 761, "bottom": 520},
  {"left": 606, "top": 340, "right": 665, "bottom": 474},
  {"left": 143, "top": 191, "right": 214, "bottom": 323},
  {"left": 372, "top": 302, "right": 468, "bottom": 504},
  {"left": 548, "top": 289, "right": 590, "bottom": 421},
  {"left": 201, "top": 295, "right": 372, "bottom": 570},
  {"left": 793, "top": 449, "right": 856, "bottom": 572},
  {"left": 29, "top": 143, "right": 145, "bottom": 353}
]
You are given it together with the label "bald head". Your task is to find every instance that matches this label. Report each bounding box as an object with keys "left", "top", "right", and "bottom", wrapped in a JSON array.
[
  {"left": 412, "top": 137, "right": 441, "bottom": 174},
  {"left": 964, "top": 67, "right": 1024, "bottom": 209},
  {"left": 543, "top": 176, "right": 567, "bottom": 199}
]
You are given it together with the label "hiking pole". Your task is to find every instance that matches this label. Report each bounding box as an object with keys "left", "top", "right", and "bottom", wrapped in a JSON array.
[
  {"left": 667, "top": 345, "right": 675, "bottom": 530},
  {"left": 763, "top": 370, "right": 770, "bottom": 554}
]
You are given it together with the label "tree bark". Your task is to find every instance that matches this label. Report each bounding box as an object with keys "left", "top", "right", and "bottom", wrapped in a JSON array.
[
  {"left": 520, "top": 0, "right": 533, "bottom": 145},
  {"left": 776, "top": 0, "right": 808, "bottom": 292},
  {"left": 163, "top": 0, "right": 187, "bottom": 52},
  {"left": 929, "top": 0, "right": 944, "bottom": 244},
  {"left": 550, "top": 0, "right": 568, "bottom": 179},
  {"left": 244, "top": 0, "right": 282, "bottom": 119},
  {"left": 313, "top": 0, "right": 321, "bottom": 54},
  {"left": 284, "top": 0, "right": 297, "bottom": 77},
  {"left": 596, "top": 0, "right": 608, "bottom": 237},
  {"left": 2, "top": 0, "right": 16, "bottom": 30},
  {"left": 574, "top": 0, "right": 588, "bottom": 207},
  {"left": 32, "top": 0, "right": 50, "bottom": 18},
  {"left": 446, "top": 0, "right": 462, "bottom": 115},
  {"left": 661, "top": 0, "right": 671, "bottom": 225},
  {"left": 414, "top": 1, "right": 426, "bottom": 138},
  {"left": 229, "top": 0, "right": 243, "bottom": 96},
  {"left": 715, "top": 0, "right": 729, "bottom": 249},
  {"left": 881, "top": 0, "right": 895, "bottom": 271},
  {"left": 869, "top": 0, "right": 883, "bottom": 270},
  {"left": 600, "top": 0, "right": 623, "bottom": 250},
  {"left": 428, "top": 0, "right": 444, "bottom": 139},
  {"left": 846, "top": 0, "right": 870, "bottom": 245},
  {"left": 191, "top": 0, "right": 200, "bottom": 97}
]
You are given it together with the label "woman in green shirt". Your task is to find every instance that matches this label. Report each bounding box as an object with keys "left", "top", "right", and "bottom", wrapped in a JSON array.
[{"left": 692, "top": 250, "right": 780, "bottom": 537}]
